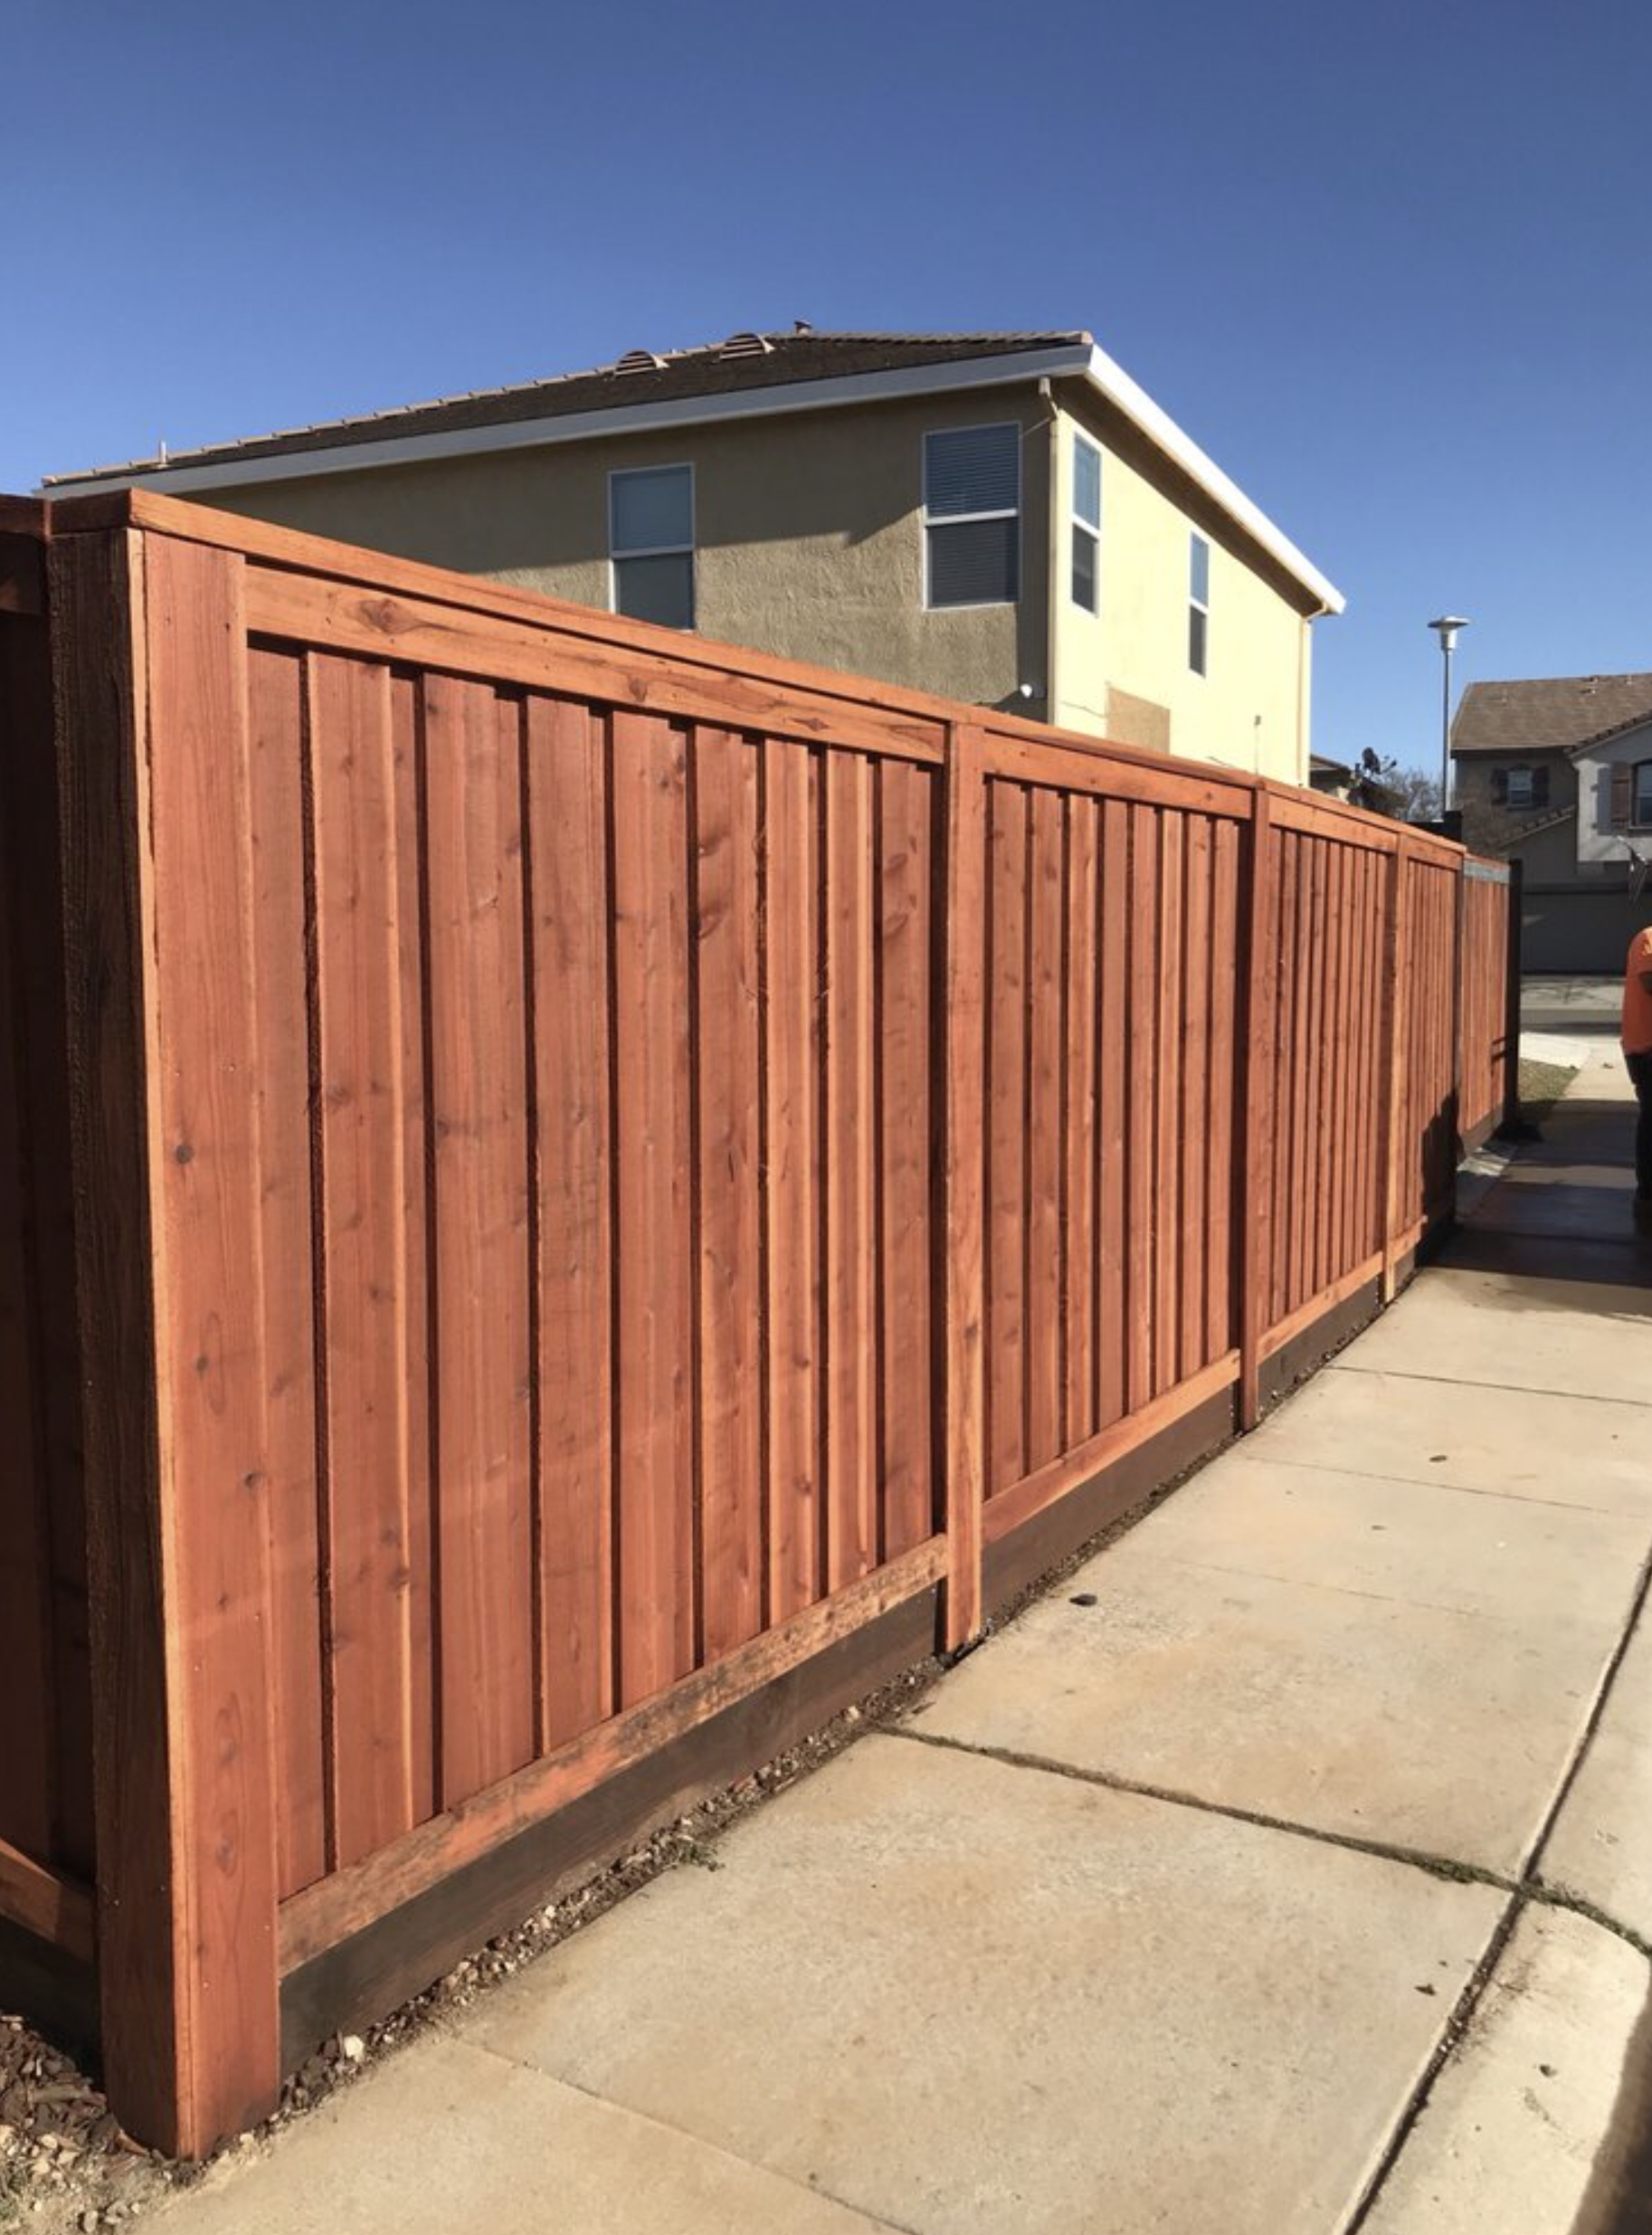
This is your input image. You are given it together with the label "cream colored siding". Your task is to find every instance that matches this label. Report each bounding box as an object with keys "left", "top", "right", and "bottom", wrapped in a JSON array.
[
  {"left": 1048, "top": 398, "right": 1316, "bottom": 782},
  {"left": 180, "top": 377, "right": 1322, "bottom": 779}
]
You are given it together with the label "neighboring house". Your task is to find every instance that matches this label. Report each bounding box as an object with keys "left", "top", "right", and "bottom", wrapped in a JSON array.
[
  {"left": 1308, "top": 752, "right": 1355, "bottom": 800},
  {"left": 1451, "top": 672, "right": 1652, "bottom": 971},
  {"left": 42, "top": 327, "right": 1343, "bottom": 784}
]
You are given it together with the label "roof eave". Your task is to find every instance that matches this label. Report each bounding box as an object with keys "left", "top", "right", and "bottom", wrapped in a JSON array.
[
  {"left": 40, "top": 346, "right": 1097, "bottom": 497},
  {"left": 41, "top": 337, "right": 1344, "bottom": 616},
  {"left": 1078, "top": 345, "right": 1343, "bottom": 616}
]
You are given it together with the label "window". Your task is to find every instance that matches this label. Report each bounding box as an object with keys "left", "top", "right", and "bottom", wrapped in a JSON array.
[
  {"left": 1188, "top": 533, "right": 1210, "bottom": 675},
  {"left": 1638, "top": 762, "right": 1652, "bottom": 825},
  {"left": 924, "top": 424, "right": 1020, "bottom": 608},
  {"left": 1620, "top": 759, "right": 1652, "bottom": 827},
  {"left": 1071, "top": 434, "right": 1101, "bottom": 613},
  {"left": 1493, "top": 764, "right": 1549, "bottom": 810},
  {"left": 610, "top": 464, "right": 694, "bottom": 628}
]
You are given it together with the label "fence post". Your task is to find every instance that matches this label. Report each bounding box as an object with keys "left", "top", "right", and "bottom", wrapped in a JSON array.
[
  {"left": 1236, "top": 787, "right": 1275, "bottom": 1431},
  {"left": 52, "top": 521, "right": 282, "bottom": 2156},
  {"left": 1449, "top": 851, "right": 1467, "bottom": 1191},
  {"left": 1500, "top": 858, "right": 1524, "bottom": 1135},
  {"left": 942, "top": 721, "right": 986, "bottom": 1649},
  {"left": 1379, "top": 836, "right": 1412, "bottom": 1302}
]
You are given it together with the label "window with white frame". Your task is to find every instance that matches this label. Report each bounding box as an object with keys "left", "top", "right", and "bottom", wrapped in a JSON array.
[
  {"left": 1188, "top": 533, "right": 1211, "bottom": 675},
  {"left": 1505, "top": 765, "right": 1536, "bottom": 808},
  {"left": 923, "top": 423, "right": 1020, "bottom": 608},
  {"left": 610, "top": 464, "right": 695, "bottom": 628},
  {"left": 1071, "top": 434, "right": 1101, "bottom": 613}
]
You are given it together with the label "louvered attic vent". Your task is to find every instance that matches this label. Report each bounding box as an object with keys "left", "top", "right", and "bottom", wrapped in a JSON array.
[
  {"left": 616, "top": 349, "right": 667, "bottom": 375},
  {"left": 718, "top": 332, "right": 775, "bottom": 361}
]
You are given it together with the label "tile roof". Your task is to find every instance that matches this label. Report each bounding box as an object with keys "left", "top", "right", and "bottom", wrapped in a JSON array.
[
  {"left": 1450, "top": 673, "right": 1652, "bottom": 756},
  {"left": 43, "top": 329, "right": 1091, "bottom": 487}
]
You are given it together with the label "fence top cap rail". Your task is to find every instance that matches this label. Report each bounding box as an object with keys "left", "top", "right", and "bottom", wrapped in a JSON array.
[
  {"left": 34, "top": 486, "right": 1393, "bottom": 829},
  {"left": 1257, "top": 775, "right": 1467, "bottom": 859},
  {"left": 0, "top": 495, "right": 49, "bottom": 537}
]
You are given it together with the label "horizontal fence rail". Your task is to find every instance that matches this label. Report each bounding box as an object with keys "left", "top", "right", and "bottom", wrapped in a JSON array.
[{"left": 0, "top": 488, "right": 1517, "bottom": 2156}]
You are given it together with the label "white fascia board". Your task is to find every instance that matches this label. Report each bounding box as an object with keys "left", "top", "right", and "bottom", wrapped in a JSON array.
[
  {"left": 1080, "top": 345, "right": 1345, "bottom": 616},
  {"left": 46, "top": 337, "right": 1346, "bottom": 615},
  {"left": 43, "top": 347, "right": 1094, "bottom": 497}
]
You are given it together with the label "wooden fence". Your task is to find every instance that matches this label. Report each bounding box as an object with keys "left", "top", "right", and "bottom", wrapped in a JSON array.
[{"left": 0, "top": 491, "right": 1516, "bottom": 2156}]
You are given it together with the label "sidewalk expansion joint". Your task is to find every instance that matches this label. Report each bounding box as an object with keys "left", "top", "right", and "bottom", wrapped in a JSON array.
[
  {"left": 458, "top": 2037, "right": 926, "bottom": 2235},
  {"left": 888, "top": 1725, "right": 1520, "bottom": 1896},
  {"left": 1343, "top": 1540, "right": 1652, "bottom": 2227},
  {"left": 1257, "top": 1450, "right": 1643, "bottom": 1519},
  {"left": 889, "top": 1732, "right": 1652, "bottom": 1967},
  {"left": 1334, "top": 1364, "right": 1652, "bottom": 1412}
]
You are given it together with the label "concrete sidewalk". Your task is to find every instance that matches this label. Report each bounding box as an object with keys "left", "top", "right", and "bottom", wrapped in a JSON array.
[{"left": 154, "top": 1052, "right": 1652, "bottom": 2235}]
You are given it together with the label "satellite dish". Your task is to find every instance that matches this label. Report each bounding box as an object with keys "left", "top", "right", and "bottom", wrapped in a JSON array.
[{"left": 1626, "top": 839, "right": 1651, "bottom": 904}]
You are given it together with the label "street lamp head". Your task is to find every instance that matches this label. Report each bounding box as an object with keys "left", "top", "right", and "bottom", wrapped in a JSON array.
[{"left": 1428, "top": 614, "right": 1471, "bottom": 652}]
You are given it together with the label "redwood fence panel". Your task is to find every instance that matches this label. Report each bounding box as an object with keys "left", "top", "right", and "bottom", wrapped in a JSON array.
[{"left": 0, "top": 490, "right": 1516, "bottom": 2158}]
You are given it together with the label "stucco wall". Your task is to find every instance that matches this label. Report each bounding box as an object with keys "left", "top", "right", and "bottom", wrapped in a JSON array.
[
  {"left": 1573, "top": 719, "right": 1652, "bottom": 865},
  {"left": 1048, "top": 394, "right": 1316, "bottom": 783},
  {"left": 191, "top": 389, "right": 1051, "bottom": 718},
  {"left": 178, "top": 379, "right": 1326, "bottom": 780}
]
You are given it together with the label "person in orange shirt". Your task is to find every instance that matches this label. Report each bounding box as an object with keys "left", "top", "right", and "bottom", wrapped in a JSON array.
[{"left": 1625, "top": 920, "right": 1652, "bottom": 1227}]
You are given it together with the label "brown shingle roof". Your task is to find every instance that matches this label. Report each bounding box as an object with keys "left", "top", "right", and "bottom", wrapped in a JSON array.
[
  {"left": 43, "top": 328, "right": 1090, "bottom": 488},
  {"left": 1451, "top": 673, "right": 1652, "bottom": 756}
]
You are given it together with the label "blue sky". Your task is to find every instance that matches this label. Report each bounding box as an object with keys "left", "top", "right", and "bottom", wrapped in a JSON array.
[{"left": 5, "top": 0, "right": 1647, "bottom": 773}]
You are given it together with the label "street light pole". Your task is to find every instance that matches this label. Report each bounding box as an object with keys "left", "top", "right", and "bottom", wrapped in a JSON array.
[{"left": 1428, "top": 615, "right": 1470, "bottom": 817}]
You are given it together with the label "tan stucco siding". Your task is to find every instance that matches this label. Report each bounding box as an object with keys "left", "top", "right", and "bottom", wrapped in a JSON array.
[
  {"left": 1048, "top": 395, "right": 1318, "bottom": 783},
  {"left": 193, "top": 390, "right": 1052, "bottom": 717},
  {"left": 1574, "top": 720, "right": 1652, "bottom": 866}
]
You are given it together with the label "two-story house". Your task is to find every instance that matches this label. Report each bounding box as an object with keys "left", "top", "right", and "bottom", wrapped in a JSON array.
[
  {"left": 42, "top": 327, "right": 1343, "bottom": 784},
  {"left": 1451, "top": 671, "right": 1652, "bottom": 970}
]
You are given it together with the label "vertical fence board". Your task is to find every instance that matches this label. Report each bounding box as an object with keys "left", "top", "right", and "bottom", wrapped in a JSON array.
[
  {"left": 1238, "top": 793, "right": 1276, "bottom": 1428},
  {"left": 1206, "top": 817, "right": 1239, "bottom": 1365},
  {"left": 0, "top": 731, "right": 55, "bottom": 1861},
  {"left": 1063, "top": 795, "right": 1098, "bottom": 1448},
  {"left": 244, "top": 650, "right": 327, "bottom": 1896},
  {"left": 1154, "top": 815, "right": 1184, "bottom": 1397},
  {"left": 1125, "top": 805, "right": 1157, "bottom": 1416},
  {"left": 763, "top": 740, "right": 821, "bottom": 1622},
  {"left": 527, "top": 697, "right": 615, "bottom": 1747},
  {"left": 610, "top": 711, "right": 696, "bottom": 1702},
  {"left": 943, "top": 726, "right": 986, "bottom": 1647},
  {"left": 824, "top": 751, "right": 878, "bottom": 1587},
  {"left": 986, "top": 783, "right": 1028, "bottom": 1495},
  {"left": 692, "top": 725, "right": 764, "bottom": 1656},
  {"left": 1097, "top": 802, "right": 1129, "bottom": 1428},
  {"left": 108, "top": 533, "right": 281, "bottom": 2152},
  {"left": 310, "top": 652, "right": 430, "bottom": 1870},
  {"left": 425, "top": 677, "right": 534, "bottom": 1797},
  {"left": 1268, "top": 832, "right": 1296, "bottom": 1327},
  {"left": 878, "top": 758, "right": 935, "bottom": 1560},
  {"left": 1026, "top": 789, "right": 1065, "bottom": 1470},
  {"left": 1180, "top": 817, "right": 1211, "bottom": 1382}
]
